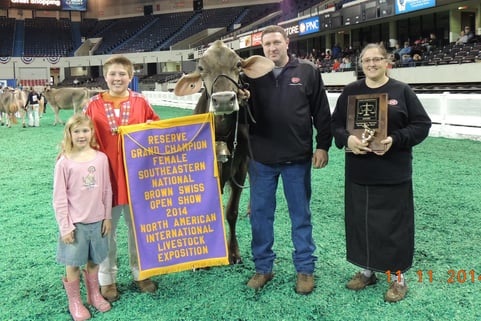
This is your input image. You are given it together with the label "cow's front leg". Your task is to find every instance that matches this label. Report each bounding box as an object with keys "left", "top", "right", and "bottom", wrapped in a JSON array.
[
  {"left": 225, "top": 159, "right": 248, "bottom": 264},
  {"left": 225, "top": 185, "right": 242, "bottom": 265},
  {"left": 52, "top": 109, "right": 63, "bottom": 126}
]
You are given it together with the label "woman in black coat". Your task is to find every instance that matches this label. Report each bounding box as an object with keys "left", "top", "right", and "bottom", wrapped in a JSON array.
[{"left": 331, "top": 43, "right": 431, "bottom": 302}]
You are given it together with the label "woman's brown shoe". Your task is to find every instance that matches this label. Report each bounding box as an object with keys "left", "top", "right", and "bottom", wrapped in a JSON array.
[
  {"left": 346, "top": 272, "right": 377, "bottom": 290},
  {"left": 384, "top": 281, "right": 408, "bottom": 302}
]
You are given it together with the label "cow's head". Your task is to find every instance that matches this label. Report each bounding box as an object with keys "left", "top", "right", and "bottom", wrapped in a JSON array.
[{"left": 174, "top": 40, "right": 274, "bottom": 114}]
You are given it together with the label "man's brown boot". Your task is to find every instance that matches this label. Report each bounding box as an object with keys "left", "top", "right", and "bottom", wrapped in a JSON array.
[
  {"left": 247, "top": 273, "right": 274, "bottom": 290},
  {"left": 296, "top": 273, "right": 314, "bottom": 294}
]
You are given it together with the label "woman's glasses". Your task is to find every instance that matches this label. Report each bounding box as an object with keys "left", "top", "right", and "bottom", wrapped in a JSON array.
[{"left": 361, "top": 57, "right": 385, "bottom": 64}]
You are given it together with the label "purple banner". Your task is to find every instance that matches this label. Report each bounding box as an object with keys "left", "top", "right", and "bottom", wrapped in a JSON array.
[{"left": 120, "top": 114, "right": 228, "bottom": 277}]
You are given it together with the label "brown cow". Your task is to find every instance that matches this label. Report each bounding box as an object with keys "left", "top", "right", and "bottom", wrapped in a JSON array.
[
  {"left": 0, "top": 87, "right": 27, "bottom": 128},
  {"left": 174, "top": 40, "right": 274, "bottom": 264},
  {"left": 43, "top": 86, "right": 101, "bottom": 125}
]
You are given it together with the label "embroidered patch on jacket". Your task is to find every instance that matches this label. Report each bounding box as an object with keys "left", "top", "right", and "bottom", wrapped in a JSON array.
[
  {"left": 290, "top": 77, "right": 302, "bottom": 85},
  {"left": 388, "top": 99, "right": 398, "bottom": 106}
]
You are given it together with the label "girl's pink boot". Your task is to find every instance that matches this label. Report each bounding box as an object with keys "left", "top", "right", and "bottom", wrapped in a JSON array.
[
  {"left": 62, "top": 277, "right": 91, "bottom": 321},
  {"left": 82, "top": 269, "right": 111, "bottom": 312}
]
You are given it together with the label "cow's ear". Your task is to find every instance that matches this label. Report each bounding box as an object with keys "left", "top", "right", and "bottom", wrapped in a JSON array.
[
  {"left": 174, "top": 73, "right": 203, "bottom": 96},
  {"left": 241, "top": 56, "right": 275, "bottom": 79}
]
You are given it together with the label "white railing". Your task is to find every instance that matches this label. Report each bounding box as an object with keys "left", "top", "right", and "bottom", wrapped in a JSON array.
[{"left": 143, "top": 91, "right": 481, "bottom": 141}]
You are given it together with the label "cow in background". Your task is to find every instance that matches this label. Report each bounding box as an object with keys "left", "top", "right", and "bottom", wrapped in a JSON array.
[
  {"left": 0, "top": 87, "right": 27, "bottom": 128},
  {"left": 43, "top": 86, "right": 101, "bottom": 125},
  {"left": 174, "top": 40, "right": 274, "bottom": 264}
]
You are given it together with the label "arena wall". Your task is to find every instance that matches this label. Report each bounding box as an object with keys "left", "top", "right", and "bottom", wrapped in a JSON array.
[{"left": 142, "top": 91, "right": 481, "bottom": 141}]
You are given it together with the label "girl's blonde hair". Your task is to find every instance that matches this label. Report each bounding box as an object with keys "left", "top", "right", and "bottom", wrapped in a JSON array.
[{"left": 59, "top": 113, "right": 99, "bottom": 156}]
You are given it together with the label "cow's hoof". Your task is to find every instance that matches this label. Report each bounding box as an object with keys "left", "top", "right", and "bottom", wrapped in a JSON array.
[{"left": 230, "top": 257, "right": 243, "bottom": 265}]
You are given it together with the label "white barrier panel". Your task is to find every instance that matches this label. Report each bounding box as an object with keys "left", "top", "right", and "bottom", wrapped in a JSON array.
[
  {"left": 144, "top": 91, "right": 481, "bottom": 141},
  {"left": 144, "top": 91, "right": 199, "bottom": 110}
]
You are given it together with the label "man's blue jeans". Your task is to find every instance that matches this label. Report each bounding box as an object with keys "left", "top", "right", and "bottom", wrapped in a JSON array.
[{"left": 248, "top": 159, "right": 317, "bottom": 275}]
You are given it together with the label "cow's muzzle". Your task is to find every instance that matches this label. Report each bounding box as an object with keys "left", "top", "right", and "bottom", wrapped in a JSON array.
[{"left": 209, "top": 91, "right": 239, "bottom": 115}]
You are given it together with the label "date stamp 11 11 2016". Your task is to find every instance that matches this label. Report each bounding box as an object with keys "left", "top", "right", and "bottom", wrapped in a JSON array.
[{"left": 386, "top": 269, "right": 481, "bottom": 284}]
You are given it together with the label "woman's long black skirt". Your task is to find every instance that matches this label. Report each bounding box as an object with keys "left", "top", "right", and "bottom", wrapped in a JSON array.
[{"left": 345, "top": 180, "right": 414, "bottom": 273}]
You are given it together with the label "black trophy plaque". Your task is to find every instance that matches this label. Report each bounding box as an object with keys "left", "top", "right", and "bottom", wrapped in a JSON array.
[{"left": 346, "top": 93, "right": 388, "bottom": 152}]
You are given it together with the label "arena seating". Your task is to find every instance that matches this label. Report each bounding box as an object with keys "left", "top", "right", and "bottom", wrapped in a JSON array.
[
  {"left": 112, "top": 12, "right": 194, "bottom": 54},
  {"left": 0, "top": 17, "right": 15, "bottom": 57},
  {"left": 158, "top": 7, "right": 246, "bottom": 50},
  {"left": 91, "top": 15, "right": 157, "bottom": 55},
  {"left": 77, "top": 4, "right": 281, "bottom": 54},
  {"left": 425, "top": 42, "right": 481, "bottom": 66},
  {"left": 23, "top": 17, "right": 74, "bottom": 57}
]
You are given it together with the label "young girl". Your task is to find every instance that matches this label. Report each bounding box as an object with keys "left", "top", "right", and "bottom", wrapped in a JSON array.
[{"left": 53, "top": 113, "right": 113, "bottom": 321}]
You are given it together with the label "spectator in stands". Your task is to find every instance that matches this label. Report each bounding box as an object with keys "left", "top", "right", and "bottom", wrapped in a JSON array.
[
  {"left": 332, "top": 59, "right": 341, "bottom": 72},
  {"left": 331, "top": 43, "right": 431, "bottom": 303},
  {"left": 413, "top": 37, "right": 423, "bottom": 47},
  {"left": 412, "top": 53, "right": 423, "bottom": 66},
  {"left": 343, "top": 45, "right": 355, "bottom": 57},
  {"left": 424, "top": 33, "right": 438, "bottom": 53},
  {"left": 391, "top": 43, "right": 401, "bottom": 65},
  {"left": 324, "top": 49, "right": 332, "bottom": 61},
  {"left": 456, "top": 30, "right": 468, "bottom": 44},
  {"left": 83, "top": 55, "right": 160, "bottom": 302},
  {"left": 410, "top": 41, "right": 424, "bottom": 59},
  {"left": 464, "top": 26, "right": 474, "bottom": 42},
  {"left": 332, "top": 44, "right": 342, "bottom": 59},
  {"left": 340, "top": 57, "right": 352, "bottom": 70},
  {"left": 398, "top": 41, "right": 412, "bottom": 66}
]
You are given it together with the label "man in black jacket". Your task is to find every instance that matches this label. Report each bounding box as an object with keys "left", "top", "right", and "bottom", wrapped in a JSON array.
[{"left": 244, "top": 25, "right": 332, "bottom": 294}]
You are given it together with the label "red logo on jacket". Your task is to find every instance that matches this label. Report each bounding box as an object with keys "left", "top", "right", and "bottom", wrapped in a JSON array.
[
  {"left": 388, "top": 99, "right": 398, "bottom": 106},
  {"left": 291, "top": 77, "right": 301, "bottom": 84}
]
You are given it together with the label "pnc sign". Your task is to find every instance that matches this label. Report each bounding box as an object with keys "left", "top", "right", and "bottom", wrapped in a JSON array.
[{"left": 299, "top": 16, "right": 320, "bottom": 35}]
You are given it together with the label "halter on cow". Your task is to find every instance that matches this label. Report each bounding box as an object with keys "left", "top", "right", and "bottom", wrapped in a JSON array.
[{"left": 174, "top": 40, "right": 274, "bottom": 264}]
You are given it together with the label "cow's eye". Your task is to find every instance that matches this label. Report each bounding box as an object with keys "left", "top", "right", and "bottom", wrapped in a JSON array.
[
  {"left": 197, "top": 65, "right": 204, "bottom": 72},
  {"left": 236, "top": 61, "right": 242, "bottom": 69}
]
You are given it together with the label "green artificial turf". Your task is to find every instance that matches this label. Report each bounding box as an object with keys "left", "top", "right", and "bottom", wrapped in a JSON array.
[{"left": 1, "top": 105, "right": 481, "bottom": 321}]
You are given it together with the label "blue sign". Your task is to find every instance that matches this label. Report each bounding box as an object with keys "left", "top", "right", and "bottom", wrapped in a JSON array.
[
  {"left": 395, "top": 0, "right": 436, "bottom": 15},
  {"left": 299, "top": 17, "right": 320, "bottom": 36},
  {"left": 61, "top": 0, "right": 87, "bottom": 11}
]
